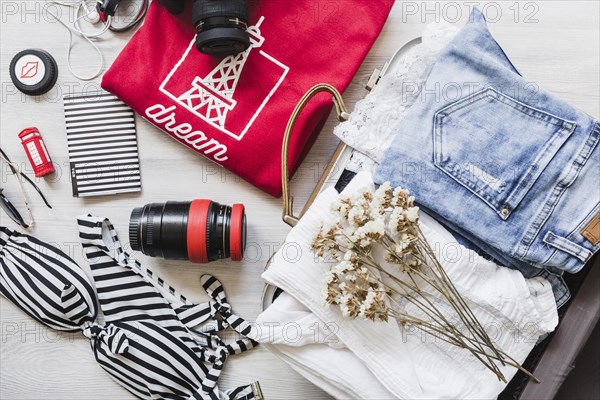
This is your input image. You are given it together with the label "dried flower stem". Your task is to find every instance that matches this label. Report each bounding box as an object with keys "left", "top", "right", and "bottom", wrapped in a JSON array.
[
  {"left": 378, "top": 231, "right": 504, "bottom": 372},
  {"left": 386, "top": 307, "right": 539, "bottom": 383},
  {"left": 362, "top": 252, "right": 508, "bottom": 381},
  {"left": 311, "top": 183, "right": 537, "bottom": 383},
  {"left": 415, "top": 226, "right": 507, "bottom": 363}
]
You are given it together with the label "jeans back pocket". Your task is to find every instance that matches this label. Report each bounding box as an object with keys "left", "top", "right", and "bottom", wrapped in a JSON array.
[{"left": 433, "top": 87, "right": 576, "bottom": 219}]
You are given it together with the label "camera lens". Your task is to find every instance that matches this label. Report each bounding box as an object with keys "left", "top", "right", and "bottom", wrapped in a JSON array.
[
  {"left": 192, "top": 0, "right": 251, "bottom": 56},
  {"left": 129, "top": 200, "right": 246, "bottom": 263}
]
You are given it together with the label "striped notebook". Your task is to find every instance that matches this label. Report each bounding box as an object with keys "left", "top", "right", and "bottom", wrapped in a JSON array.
[{"left": 64, "top": 91, "right": 141, "bottom": 197}]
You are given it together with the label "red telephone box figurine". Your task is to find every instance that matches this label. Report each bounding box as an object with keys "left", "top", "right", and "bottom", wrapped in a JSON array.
[{"left": 18, "top": 127, "right": 55, "bottom": 177}]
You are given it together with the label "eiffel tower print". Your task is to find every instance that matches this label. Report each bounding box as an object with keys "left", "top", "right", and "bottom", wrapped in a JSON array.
[{"left": 159, "top": 16, "right": 290, "bottom": 141}]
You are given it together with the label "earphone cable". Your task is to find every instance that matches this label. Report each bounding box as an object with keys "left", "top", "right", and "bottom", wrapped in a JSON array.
[{"left": 45, "top": 0, "right": 109, "bottom": 80}]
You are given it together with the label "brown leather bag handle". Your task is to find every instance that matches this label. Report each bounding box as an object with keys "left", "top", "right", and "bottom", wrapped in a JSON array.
[{"left": 281, "top": 84, "right": 349, "bottom": 227}]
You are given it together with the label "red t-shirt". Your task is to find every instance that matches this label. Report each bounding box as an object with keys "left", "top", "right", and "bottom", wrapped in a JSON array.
[{"left": 102, "top": 0, "right": 394, "bottom": 196}]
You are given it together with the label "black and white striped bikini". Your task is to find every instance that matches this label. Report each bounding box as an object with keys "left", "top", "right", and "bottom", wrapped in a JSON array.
[{"left": 0, "top": 216, "right": 261, "bottom": 400}]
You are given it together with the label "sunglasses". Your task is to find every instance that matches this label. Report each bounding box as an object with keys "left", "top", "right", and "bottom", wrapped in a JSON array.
[{"left": 0, "top": 148, "right": 51, "bottom": 228}]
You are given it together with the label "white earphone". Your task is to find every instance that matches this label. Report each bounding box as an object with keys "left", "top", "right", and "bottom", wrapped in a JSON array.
[
  {"left": 45, "top": 0, "right": 112, "bottom": 80},
  {"left": 84, "top": 3, "right": 101, "bottom": 24},
  {"left": 45, "top": 0, "right": 149, "bottom": 81}
]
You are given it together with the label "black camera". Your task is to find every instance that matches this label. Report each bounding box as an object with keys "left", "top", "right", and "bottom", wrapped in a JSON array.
[
  {"left": 129, "top": 200, "right": 247, "bottom": 263},
  {"left": 159, "top": 0, "right": 251, "bottom": 57}
]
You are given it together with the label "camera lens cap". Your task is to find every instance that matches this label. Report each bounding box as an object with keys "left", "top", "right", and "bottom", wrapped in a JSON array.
[{"left": 10, "top": 49, "right": 58, "bottom": 96}]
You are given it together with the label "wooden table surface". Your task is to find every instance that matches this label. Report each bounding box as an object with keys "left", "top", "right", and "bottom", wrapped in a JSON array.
[{"left": 1, "top": 1, "right": 598, "bottom": 399}]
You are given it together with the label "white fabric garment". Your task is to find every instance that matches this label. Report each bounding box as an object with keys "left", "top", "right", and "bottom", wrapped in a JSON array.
[
  {"left": 255, "top": 172, "right": 558, "bottom": 399},
  {"left": 258, "top": 292, "right": 396, "bottom": 399},
  {"left": 335, "top": 22, "right": 458, "bottom": 173}
]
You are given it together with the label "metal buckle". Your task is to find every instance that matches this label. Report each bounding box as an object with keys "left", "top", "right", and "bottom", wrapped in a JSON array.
[{"left": 251, "top": 381, "right": 264, "bottom": 400}]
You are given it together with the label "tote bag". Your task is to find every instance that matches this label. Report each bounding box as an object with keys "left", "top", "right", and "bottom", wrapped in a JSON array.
[{"left": 102, "top": 0, "right": 394, "bottom": 196}]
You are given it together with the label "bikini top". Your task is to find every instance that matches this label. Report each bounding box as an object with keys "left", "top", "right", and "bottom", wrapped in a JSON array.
[{"left": 0, "top": 216, "right": 261, "bottom": 400}]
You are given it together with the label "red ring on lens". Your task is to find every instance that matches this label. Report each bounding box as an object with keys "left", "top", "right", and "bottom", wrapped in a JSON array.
[
  {"left": 187, "top": 199, "right": 211, "bottom": 263},
  {"left": 230, "top": 204, "right": 245, "bottom": 261}
]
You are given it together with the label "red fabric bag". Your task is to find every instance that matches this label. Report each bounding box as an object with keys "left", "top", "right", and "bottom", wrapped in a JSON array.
[{"left": 102, "top": 0, "right": 394, "bottom": 196}]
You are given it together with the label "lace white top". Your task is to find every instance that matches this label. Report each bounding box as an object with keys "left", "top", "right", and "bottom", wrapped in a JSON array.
[{"left": 335, "top": 22, "right": 458, "bottom": 172}]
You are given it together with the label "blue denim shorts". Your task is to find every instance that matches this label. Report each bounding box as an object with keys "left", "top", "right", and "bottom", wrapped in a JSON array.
[{"left": 375, "top": 9, "right": 599, "bottom": 307}]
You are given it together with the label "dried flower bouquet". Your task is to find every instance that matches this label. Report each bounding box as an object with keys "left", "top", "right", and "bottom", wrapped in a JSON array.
[{"left": 311, "top": 183, "right": 537, "bottom": 383}]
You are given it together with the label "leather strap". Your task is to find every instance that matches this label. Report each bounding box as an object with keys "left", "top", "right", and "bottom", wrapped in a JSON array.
[{"left": 281, "top": 84, "right": 349, "bottom": 227}]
